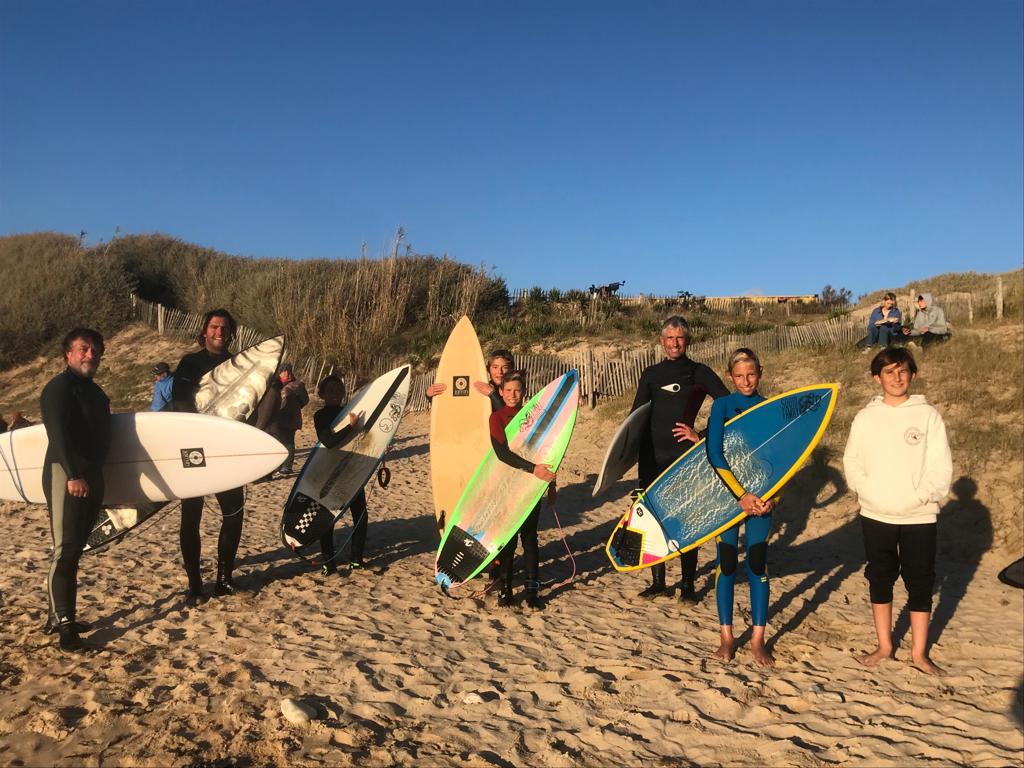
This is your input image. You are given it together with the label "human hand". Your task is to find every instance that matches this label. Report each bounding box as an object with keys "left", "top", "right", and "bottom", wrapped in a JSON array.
[
  {"left": 533, "top": 464, "right": 556, "bottom": 482},
  {"left": 426, "top": 383, "right": 447, "bottom": 398},
  {"left": 66, "top": 478, "right": 90, "bottom": 498},
  {"left": 672, "top": 423, "right": 699, "bottom": 443},
  {"left": 473, "top": 381, "right": 493, "bottom": 396},
  {"left": 739, "top": 493, "right": 761, "bottom": 514}
]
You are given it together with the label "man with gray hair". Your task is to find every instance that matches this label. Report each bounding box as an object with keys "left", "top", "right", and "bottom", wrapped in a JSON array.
[{"left": 630, "top": 316, "right": 728, "bottom": 602}]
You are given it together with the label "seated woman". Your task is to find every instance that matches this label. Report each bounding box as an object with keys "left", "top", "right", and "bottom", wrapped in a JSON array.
[{"left": 866, "top": 292, "right": 902, "bottom": 347}]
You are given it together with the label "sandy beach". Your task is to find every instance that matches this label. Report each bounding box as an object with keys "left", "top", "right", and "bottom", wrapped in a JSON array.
[{"left": 0, "top": 327, "right": 1022, "bottom": 766}]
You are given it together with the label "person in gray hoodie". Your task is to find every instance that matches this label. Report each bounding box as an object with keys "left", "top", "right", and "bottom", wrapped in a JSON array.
[{"left": 901, "top": 293, "right": 949, "bottom": 346}]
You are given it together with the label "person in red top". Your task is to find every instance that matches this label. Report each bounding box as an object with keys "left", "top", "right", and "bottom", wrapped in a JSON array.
[{"left": 489, "top": 371, "right": 556, "bottom": 609}]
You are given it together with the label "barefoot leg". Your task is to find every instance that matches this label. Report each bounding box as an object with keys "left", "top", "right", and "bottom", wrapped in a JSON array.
[
  {"left": 909, "top": 610, "right": 945, "bottom": 676},
  {"left": 750, "top": 625, "right": 775, "bottom": 668},
  {"left": 855, "top": 602, "right": 895, "bottom": 667},
  {"left": 714, "top": 625, "right": 736, "bottom": 661}
]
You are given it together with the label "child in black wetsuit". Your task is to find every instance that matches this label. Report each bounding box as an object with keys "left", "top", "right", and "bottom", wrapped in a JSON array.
[
  {"left": 489, "top": 371, "right": 557, "bottom": 609},
  {"left": 314, "top": 375, "right": 368, "bottom": 575}
]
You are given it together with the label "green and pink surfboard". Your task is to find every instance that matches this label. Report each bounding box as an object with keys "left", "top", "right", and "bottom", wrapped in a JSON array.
[{"left": 434, "top": 370, "right": 579, "bottom": 592}]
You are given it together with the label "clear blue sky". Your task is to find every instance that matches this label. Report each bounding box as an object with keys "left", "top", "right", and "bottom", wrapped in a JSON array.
[{"left": 1, "top": 1, "right": 1021, "bottom": 298}]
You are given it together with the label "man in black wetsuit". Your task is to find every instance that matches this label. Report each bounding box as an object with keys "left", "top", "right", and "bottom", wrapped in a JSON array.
[
  {"left": 40, "top": 328, "right": 111, "bottom": 651},
  {"left": 171, "top": 309, "right": 246, "bottom": 605},
  {"left": 631, "top": 316, "right": 728, "bottom": 603}
]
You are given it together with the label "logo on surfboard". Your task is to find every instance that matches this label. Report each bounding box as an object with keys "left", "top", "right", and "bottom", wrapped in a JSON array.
[
  {"left": 453, "top": 376, "right": 470, "bottom": 397},
  {"left": 181, "top": 448, "right": 206, "bottom": 468}
]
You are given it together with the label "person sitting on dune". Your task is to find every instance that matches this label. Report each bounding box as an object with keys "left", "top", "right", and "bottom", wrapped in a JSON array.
[{"left": 901, "top": 293, "right": 949, "bottom": 346}]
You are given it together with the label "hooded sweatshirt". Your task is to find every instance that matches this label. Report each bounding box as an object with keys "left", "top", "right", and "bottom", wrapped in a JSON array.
[
  {"left": 908, "top": 293, "right": 948, "bottom": 336},
  {"left": 843, "top": 394, "right": 952, "bottom": 525}
]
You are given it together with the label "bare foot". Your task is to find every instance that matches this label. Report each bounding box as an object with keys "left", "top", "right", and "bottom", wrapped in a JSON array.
[
  {"left": 714, "top": 638, "right": 736, "bottom": 661},
  {"left": 751, "top": 641, "right": 775, "bottom": 668},
  {"left": 855, "top": 646, "right": 894, "bottom": 667},
  {"left": 912, "top": 654, "right": 946, "bottom": 676}
]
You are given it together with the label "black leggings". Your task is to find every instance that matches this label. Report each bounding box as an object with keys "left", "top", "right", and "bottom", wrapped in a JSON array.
[
  {"left": 499, "top": 503, "right": 541, "bottom": 586},
  {"left": 319, "top": 488, "right": 368, "bottom": 566},
  {"left": 44, "top": 464, "right": 102, "bottom": 622},
  {"left": 180, "top": 487, "right": 245, "bottom": 589},
  {"left": 861, "top": 516, "right": 937, "bottom": 613}
]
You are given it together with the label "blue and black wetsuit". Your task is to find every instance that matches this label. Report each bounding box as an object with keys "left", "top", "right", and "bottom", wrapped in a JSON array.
[
  {"left": 632, "top": 356, "right": 728, "bottom": 590},
  {"left": 315, "top": 405, "right": 368, "bottom": 570},
  {"left": 40, "top": 369, "right": 111, "bottom": 626},
  {"left": 706, "top": 390, "right": 772, "bottom": 627},
  {"left": 172, "top": 348, "right": 245, "bottom": 595}
]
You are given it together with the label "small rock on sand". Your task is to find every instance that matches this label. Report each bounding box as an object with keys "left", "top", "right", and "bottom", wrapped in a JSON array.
[{"left": 280, "top": 697, "right": 317, "bottom": 726}]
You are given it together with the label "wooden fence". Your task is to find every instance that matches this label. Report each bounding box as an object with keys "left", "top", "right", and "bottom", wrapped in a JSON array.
[
  {"left": 131, "top": 295, "right": 858, "bottom": 412},
  {"left": 131, "top": 280, "right": 1008, "bottom": 413}
]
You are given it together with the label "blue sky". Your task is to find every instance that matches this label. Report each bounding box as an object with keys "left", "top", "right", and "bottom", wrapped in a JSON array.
[{"left": 1, "top": 1, "right": 1021, "bottom": 298}]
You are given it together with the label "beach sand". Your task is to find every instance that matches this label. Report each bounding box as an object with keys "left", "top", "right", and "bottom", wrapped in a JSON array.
[{"left": 0, "top": 328, "right": 1022, "bottom": 766}]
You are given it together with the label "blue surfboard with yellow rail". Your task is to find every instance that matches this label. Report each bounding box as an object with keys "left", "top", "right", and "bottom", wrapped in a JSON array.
[{"left": 606, "top": 383, "right": 838, "bottom": 571}]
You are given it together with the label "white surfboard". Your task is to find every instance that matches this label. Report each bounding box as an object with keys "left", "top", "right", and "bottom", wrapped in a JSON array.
[
  {"left": 0, "top": 412, "right": 287, "bottom": 505},
  {"left": 84, "top": 335, "right": 287, "bottom": 553},
  {"left": 592, "top": 402, "right": 650, "bottom": 497},
  {"left": 280, "top": 364, "right": 411, "bottom": 550},
  {"left": 195, "top": 335, "right": 285, "bottom": 419}
]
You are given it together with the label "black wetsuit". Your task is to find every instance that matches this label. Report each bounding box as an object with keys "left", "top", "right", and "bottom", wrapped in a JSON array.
[
  {"left": 632, "top": 356, "right": 728, "bottom": 588},
  {"left": 315, "top": 405, "right": 368, "bottom": 569},
  {"left": 172, "top": 348, "right": 244, "bottom": 592},
  {"left": 40, "top": 369, "right": 111, "bottom": 624},
  {"left": 490, "top": 405, "right": 542, "bottom": 589}
]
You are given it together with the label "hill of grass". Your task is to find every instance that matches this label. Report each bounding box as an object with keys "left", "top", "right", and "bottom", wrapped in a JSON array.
[{"left": 1, "top": 229, "right": 1020, "bottom": 380}]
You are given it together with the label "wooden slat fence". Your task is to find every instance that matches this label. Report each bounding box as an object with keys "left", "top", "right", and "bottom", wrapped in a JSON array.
[{"left": 130, "top": 279, "right": 1006, "bottom": 413}]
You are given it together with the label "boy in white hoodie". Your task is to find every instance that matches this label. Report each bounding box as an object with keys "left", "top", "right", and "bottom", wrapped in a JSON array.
[{"left": 843, "top": 347, "right": 952, "bottom": 676}]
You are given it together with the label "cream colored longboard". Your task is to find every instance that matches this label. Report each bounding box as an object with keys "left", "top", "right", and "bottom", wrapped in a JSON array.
[{"left": 429, "top": 316, "right": 491, "bottom": 529}]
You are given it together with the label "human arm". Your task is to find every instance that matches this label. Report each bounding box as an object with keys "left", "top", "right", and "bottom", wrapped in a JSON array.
[
  {"left": 917, "top": 410, "right": 953, "bottom": 503},
  {"left": 705, "top": 397, "right": 765, "bottom": 515},
  {"left": 170, "top": 355, "right": 202, "bottom": 412},
  {"left": 40, "top": 376, "right": 81, "bottom": 482},
  {"left": 630, "top": 369, "right": 651, "bottom": 413},
  {"left": 925, "top": 306, "right": 948, "bottom": 336},
  {"left": 489, "top": 412, "right": 554, "bottom": 478},
  {"left": 321, "top": 412, "right": 364, "bottom": 450},
  {"left": 841, "top": 413, "right": 868, "bottom": 496},
  {"left": 254, "top": 386, "right": 280, "bottom": 431}
]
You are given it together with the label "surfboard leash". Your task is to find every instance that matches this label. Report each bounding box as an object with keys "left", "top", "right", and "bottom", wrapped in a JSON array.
[{"left": 545, "top": 501, "right": 577, "bottom": 591}]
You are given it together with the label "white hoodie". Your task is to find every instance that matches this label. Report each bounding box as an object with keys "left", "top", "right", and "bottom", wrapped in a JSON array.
[{"left": 843, "top": 394, "right": 952, "bottom": 525}]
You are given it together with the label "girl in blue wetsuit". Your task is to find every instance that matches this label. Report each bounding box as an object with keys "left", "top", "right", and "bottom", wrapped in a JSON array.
[{"left": 707, "top": 348, "right": 777, "bottom": 667}]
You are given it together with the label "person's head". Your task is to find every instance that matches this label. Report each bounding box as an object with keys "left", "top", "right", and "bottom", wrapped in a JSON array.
[
  {"left": 152, "top": 362, "right": 170, "bottom": 380},
  {"left": 62, "top": 327, "right": 104, "bottom": 378},
  {"left": 660, "top": 316, "right": 691, "bottom": 360},
  {"left": 198, "top": 309, "right": 237, "bottom": 354},
  {"left": 870, "top": 346, "right": 917, "bottom": 402},
  {"left": 499, "top": 371, "right": 527, "bottom": 408},
  {"left": 487, "top": 349, "right": 515, "bottom": 387},
  {"left": 726, "top": 347, "right": 762, "bottom": 396},
  {"left": 882, "top": 292, "right": 897, "bottom": 309},
  {"left": 318, "top": 374, "right": 345, "bottom": 406},
  {"left": 916, "top": 293, "right": 931, "bottom": 309},
  {"left": 278, "top": 363, "right": 294, "bottom": 384}
]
